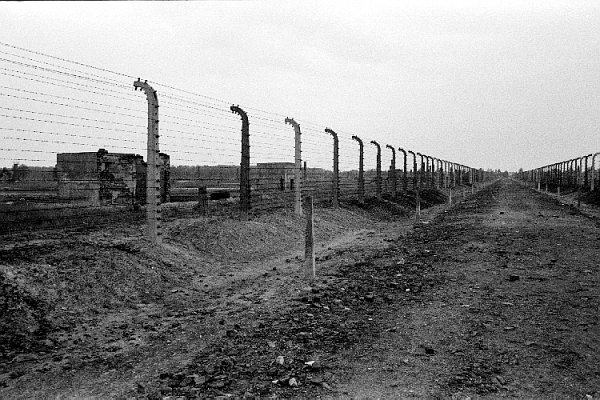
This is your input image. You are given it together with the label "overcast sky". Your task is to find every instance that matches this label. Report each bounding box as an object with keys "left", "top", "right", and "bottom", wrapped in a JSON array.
[{"left": 1, "top": 0, "right": 599, "bottom": 171}]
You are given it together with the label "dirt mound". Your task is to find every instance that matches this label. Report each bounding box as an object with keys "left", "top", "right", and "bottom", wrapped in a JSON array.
[
  {"left": 0, "top": 194, "right": 430, "bottom": 362},
  {"left": 164, "top": 202, "right": 414, "bottom": 263}
]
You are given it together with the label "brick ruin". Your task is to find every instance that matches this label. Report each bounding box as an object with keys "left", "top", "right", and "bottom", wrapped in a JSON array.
[{"left": 56, "top": 149, "right": 170, "bottom": 206}]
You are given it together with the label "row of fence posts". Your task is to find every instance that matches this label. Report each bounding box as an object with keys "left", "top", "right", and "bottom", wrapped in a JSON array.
[
  {"left": 134, "top": 79, "right": 484, "bottom": 248},
  {"left": 519, "top": 153, "right": 600, "bottom": 204}
]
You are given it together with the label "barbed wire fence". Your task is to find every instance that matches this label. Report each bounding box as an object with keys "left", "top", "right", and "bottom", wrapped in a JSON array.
[
  {"left": 0, "top": 42, "right": 487, "bottom": 240},
  {"left": 518, "top": 154, "right": 600, "bottom": 196}
]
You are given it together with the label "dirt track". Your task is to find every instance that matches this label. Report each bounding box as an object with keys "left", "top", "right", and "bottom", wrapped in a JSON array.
[
  {"left": 1, "top": 179, "right": 599, "bottom": 399},
  {"left": 327, "top": 179, "right": 600, "bottom": 399}
]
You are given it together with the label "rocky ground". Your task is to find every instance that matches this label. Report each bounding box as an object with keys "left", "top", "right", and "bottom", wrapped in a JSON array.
[{"left": 1, "top": 180, "right": 598, "bottom": 399}]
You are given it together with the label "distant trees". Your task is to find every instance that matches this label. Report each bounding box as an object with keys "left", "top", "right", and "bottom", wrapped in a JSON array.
[
  {"left": 0, "top": 163, "right": 31, "bottom": 182},
  {"left": 11, "top": 163, "right": 30, "bottom": 182},
  {"left": 0, "top": 164, "right": 56, "bottom": 183}
]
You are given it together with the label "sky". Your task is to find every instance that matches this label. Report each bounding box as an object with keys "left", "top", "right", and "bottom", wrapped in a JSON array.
[{"left": 0, "top": 0, "right": 599, "bottom": 172}]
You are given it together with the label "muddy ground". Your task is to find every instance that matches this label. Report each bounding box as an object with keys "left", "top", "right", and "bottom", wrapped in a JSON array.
[{"left": 0, "top": 180, "right": 598, "bottom": 399}]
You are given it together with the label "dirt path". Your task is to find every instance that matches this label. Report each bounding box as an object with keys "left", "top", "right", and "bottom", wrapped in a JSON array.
[
  {"left": 2, "top": 180, "right": 598, "bottom": 399},
  {"left": 326, "top": 179, "right": 600, "bottom": 399}
]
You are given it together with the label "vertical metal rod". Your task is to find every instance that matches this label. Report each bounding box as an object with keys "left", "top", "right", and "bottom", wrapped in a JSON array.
[
  {"left": 231, "top": 105, "right": 250, "bottom": 220},
  {"left": 134, "top": 79, "right": 161, "bottom": 245},
  {"left": 285, "top": 117, "right": 302, "bottom": 215}
]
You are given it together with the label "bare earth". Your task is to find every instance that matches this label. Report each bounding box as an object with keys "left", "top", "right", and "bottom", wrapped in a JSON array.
[{"left": 1, "top": 179, "right": 598, "bottom": 399}]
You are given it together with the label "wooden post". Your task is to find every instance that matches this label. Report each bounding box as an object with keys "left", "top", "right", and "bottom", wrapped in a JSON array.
[
  {"left": 303, "top": 195, "right": 315, "bottom": 279},
  {"left": 198, "top": 186, "right": 208, "bottom": 216}
]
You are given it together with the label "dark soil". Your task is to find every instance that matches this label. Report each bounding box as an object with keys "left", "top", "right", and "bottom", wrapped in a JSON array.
[{"left": 1, "top": 180, "right": 598, "bottom": 399}]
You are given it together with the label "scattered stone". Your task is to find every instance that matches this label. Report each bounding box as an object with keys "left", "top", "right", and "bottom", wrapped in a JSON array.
[
  {"left": 288, "top": 377, "right": 299, "bottom": 387},
  {"left": 305, "top": 360, "right": 321, "bottom": 370},
  {"left": 276, "top": 356, "right": 285, "bottom": 365},
  {"left": 267, "top": 340, "right": 276, "bottom": 348},
  {"left": 508, "top": 274, "right": 520, "bottom": 281}
]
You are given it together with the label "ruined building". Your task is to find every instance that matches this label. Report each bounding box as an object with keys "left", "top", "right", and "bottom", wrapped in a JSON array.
[
  {"left": 56, "top": 149, "right": 170, "bottom": 206},
  {"left": 253, "top": 162, "right": 296, "bottom": 191}
]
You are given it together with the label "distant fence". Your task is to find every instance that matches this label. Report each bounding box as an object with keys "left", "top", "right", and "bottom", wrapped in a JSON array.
[
  {"left": 517, "top": 153, "right": 600, "bottom": 195},
  {"left": 0, "top": 42, "right": 487, "bottom": 240}
]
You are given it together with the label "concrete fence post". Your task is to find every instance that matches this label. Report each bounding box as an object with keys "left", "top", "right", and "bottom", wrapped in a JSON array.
[
  {"left": 432, "top": 157, "right": 437, "bottom": 187},
  {"left": 584, "top": 154, "right": 591, "bottom": 189},
  {"left": 231, "top": 105, "right": 250, "bottom": 220},
  {"left": 417, "top": 152, "right": 425, "bottom": 188},
  {"left": 134, "top": 79, "right": 161, "bottom": 245},
  {"left": 571, "top": 158, "right": 579, "bottom": 189},
  {"left": 285, "top": 117, "right": 302, "bottom": 215},
  {"left": 470, "top": 168, "right": 475, "bottom": 194},
  {"left": 592, "top": 152, "right": 599, "bottom": 191},
  {"left": 399, "top": 148, "right": 408, "bottom": 192},
  {"left": 556, "top": 163, "right": 560, "bottom": 191},
  {"left": 577, "top": 157, "right": 583, "bottom": 207},
  {"left": 303, "top": 195, "right": 315, "bottom": 280},
  {"left": 408, "top": 150, "right": 417, "bottom": 191},
  {"left": 351, "top": 135, "right": 365, "bottom": 204},
  {"left": 386, "top": 145, "right": 397, "bottom": 198},
  {"left": 325, "top": 128, "right": 339, "bottom": 207},
  {"left": 371, "top": 140, "right": 382, "bottom": 199}
]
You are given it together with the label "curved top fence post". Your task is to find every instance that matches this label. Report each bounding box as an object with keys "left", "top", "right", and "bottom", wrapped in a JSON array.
[
  {"left": 352, "top": 135, "right": 365, "bottom": 204},
  {"left": 592, "top": 152, "right": 600, "bottom": 191},
  {"left": 417, "top": 152, "right": 425, "bottom": 187},
  {"left": 386, "top": 144, "right": 397, "bottom": 198},
  {"left": 407, "top": 150, "right": 417, "bottom": 189},
  {"left": 134, "top": 79, "right": 161, "bottom": 245},
  {"left": 370, "top": 140, "right": 382, "bottom": 199},
  {"left": 285, "top": 117, "right": 302, "bottom": 215},
  {"left": 231, "top": 105, "right": 250, "bottom": 220},
  {"left": 398, "top": 147, "right": 408, "bottom": 192},
  {"left": 325, "top": 128, "right": 339, "bottom": 207}
]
